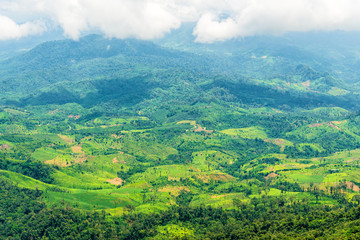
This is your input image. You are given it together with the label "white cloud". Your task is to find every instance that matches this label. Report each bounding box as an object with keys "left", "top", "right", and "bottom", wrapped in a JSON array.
[
  {"left": 0, "top": 14, "right": 46, "bottom": 40},
  {"left": 193, "top": 0, "right": 360, "bottom": 43},
  {"left": 1, "top": 0, "right": 360, "bottom": 42},
  {"left": 193, "top": 13, "right": 240, "bottom": 43},
  {"left": 79, "top": 0, "right": 181, "bottom": 40}
]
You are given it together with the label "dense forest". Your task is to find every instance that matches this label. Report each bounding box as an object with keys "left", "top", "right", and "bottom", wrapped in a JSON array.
[{"left": 2, "top": 178, "right": 360, "bottom": 239}]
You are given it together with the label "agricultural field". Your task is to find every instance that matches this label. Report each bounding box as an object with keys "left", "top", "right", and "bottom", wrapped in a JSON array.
[{"left": 2, "top": 101, "right": 360, "bottom": 219}]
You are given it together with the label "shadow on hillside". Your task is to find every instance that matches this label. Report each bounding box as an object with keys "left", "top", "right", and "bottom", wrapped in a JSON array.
[{"left": 19, "top": 76, "right": 156, "bottom": 108}]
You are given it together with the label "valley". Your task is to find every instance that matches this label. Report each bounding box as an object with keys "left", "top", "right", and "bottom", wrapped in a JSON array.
[{"left": 2, "top": 33, "right": 360, "bottom": 239}]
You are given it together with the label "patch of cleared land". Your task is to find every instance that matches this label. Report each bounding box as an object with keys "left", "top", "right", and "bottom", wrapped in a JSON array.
[
  {"left": 106, "top": 178, "right": 124, "bottom": 186},
  {"left": 72, "top": 145, "right": 84, "bottom": 154},
  {"left": 58, "top": 134, "right": 75, "bottom": 144}
]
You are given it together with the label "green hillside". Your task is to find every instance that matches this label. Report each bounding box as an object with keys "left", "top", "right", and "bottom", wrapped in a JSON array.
[{"left": 1, "top": 34, "right": 360, "bottom": 239}]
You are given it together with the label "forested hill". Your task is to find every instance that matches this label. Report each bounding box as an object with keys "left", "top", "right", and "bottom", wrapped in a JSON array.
[
  {"left": 157, "top": 25, "right": 360, "bottom": 84},
  {"left": 0, "top": 34, "right": 358, "bottom": 110}
]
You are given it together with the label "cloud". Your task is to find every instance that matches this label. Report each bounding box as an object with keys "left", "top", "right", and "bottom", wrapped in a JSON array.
[
  {"left": 1, "top": 0, "right": 360, "bottom": 42},
  {"left": 193, "top": 13, "right": 240, "bottom": 43},
  {"left": 0, "top": 0, "right": 181, "bottom": 40},
  {"left": 193, "top": 0, "right": 360, "bottom": 43},
  {"left": 77, "top": 0, "right": 181, "bottom": 40},
  {"left": 0, "top": 14, "right": 46, "bottom": 40}
]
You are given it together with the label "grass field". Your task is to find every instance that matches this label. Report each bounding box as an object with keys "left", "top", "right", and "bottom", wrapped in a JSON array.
[{"left": 220, "top": 126, "right": 268, "bottom": 139}]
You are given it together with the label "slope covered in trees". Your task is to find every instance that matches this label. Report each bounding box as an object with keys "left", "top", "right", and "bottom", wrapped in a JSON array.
[{"left": 1, "top": 33, "right": 360, "bottom": 238}]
